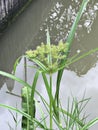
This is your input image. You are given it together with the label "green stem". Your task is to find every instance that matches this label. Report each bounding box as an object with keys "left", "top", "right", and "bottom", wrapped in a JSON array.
[
  {"left": 30, "top": 71, "right": 39, "bottom": 130},
  {"left": 24, "top": 57, "right": 27, "bottom": 83},
  {"left": 24, "top": 57, "right": 30, "bottom": 130},
  {"left": 50, "top": 74, "right": 53, "bottom": 130},
  {"left": 42, "top": 73, "right": 53, "bottom": 129},
  {"left": 42, "top": 73, "right": 53, "bottom": 100},
  {"left": 42, "top": 73, "right": 59, "bottom": 124},
  {"left": 31, "top": 71, "right": 39, "bottom": 117},
  {"left": 55, "top": 0, "right": 90, "bottom": 121},
  {"left": 54, "top": 69, "right": 64, "bottom": 121},
  {"left": 25, "top": 86, "right": 30, "bottom": 130},
  {"left": 66, "top": 0, "right": 90, "bottom": 47}
]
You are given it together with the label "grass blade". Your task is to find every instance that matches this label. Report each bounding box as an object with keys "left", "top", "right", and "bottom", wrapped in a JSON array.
[
  {"left": 66, "top": 0, "right": 90, "bottom": 47},
  {"left": 0, "top": 104, "right": 48, "bottom": 129},
  {"left": 46, "top": 27, "right": 52, "bottom": 65},
  {"left": 66, "top": 48, "right": 98, "bottom": 66},
  {"left": 58, "top": 107, "right": 85, "bottom": 128},
  {"left": 0, "top": 104, "right": 31, "bottom": 120},
  {"left": 30, "top": 58, "right": 48, "bottom": 72},
  {"left": 30, "top": 71, "right": 39, "bottom": 118},
  {"left": 57, "top": 48, "right": 98, "bottom": 71},
  {"left": 0, "top": 71, "right": 31, "bottom": 88},
  {"left": 80, "top": 118, "right": 98, "bottom": 130},
  {"left": 55, "top": 0, "right": 90, "bottom": 116},
  {"left": 13, "top": 56, "right": 22, "bottom": 75},
  {"left": 42, "top": 73, "right": 51, "bottom": 99}
]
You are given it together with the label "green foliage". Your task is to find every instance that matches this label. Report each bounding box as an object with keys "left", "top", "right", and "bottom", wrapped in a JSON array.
[
  {"left": 26, "top": 41, "right": 68, "bottom": 74},
  {"left": 0, "top": 0, "right": 98, "bottom": 130},
  {"left": 22, "top": 86, "right": 36, "bottom": 130}
]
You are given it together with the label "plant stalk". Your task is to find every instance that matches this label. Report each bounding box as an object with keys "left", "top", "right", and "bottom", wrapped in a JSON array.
[
  {"left": 50, "top": 74, "right": 53, "bottom": 129},
  {"left": 24, "top": 57, "right": 30, "bottom": 130},
  {"left": 55, "top": 0, "right": 90, "bottom": 117}
]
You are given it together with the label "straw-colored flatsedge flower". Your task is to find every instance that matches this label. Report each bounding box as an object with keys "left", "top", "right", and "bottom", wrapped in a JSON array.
[{"left": 26, "top": 40, "right": 68, "bottom": 74}]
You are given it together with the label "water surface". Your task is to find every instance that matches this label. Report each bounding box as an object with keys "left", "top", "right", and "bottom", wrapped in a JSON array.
[
  {"left": 0, "top": 0, "right": 98, "bottom": 129},
  {"left": 0, "top": 0, "right": 56, "bottom": 87}
]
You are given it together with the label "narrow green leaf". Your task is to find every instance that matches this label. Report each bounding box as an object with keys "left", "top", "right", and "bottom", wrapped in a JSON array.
[
  {"left": 0, "top": 104, "right": 31, "bottom": 120},
  {"left": 30, "top": 58, "right": 48, "bottom": 72},
  {"left": 66, "top": 48, "right": 98, "bottom": 66},
  {"left": 57, "top": 48, "right": 98, "bottom": 71},
  {"left": 42, "top": 73, "right": 51, "bottom": 99},
  {"left": 80, "top": 118, "right": 98, "bottom": 130},
  {"left": 13, "top": 56, "right": 22, "bottom": 75},
  {"left": 0, "top": 71, "right": 31, "bottom": 88},
  {"left": 46, "top": 27, "right": 52, "bottom": 65},
  {"left": 30, "top": 71, "right": 39, "bottom": 118},
  {"left": 0, "top": 104, "right": 47, "bottom": 129},
  {"left": 58, "top": 107, "right": 85, "bottom": 127},
  {"left": 55, "top": 0, "right": 90, "bottom": 114},
  {"left": 55, "top": 69, "right": 64, "bottom": 107},
  {"left": 66, "top": 0, "right": 90, "bottom": 47}
]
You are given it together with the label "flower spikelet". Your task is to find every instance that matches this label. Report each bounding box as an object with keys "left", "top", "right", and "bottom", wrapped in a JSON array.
[{"left": 26, "top": 41, "right": 68, "bottom": 73}]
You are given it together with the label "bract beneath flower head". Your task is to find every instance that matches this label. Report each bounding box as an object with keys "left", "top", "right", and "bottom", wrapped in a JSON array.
[{"left": 26, "top": 41, "right": 68, "bottom": 74}]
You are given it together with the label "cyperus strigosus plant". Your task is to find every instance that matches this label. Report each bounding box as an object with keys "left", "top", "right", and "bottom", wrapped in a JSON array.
[{"left": 0, "top": 0, "right": 98, "bottom": 129}]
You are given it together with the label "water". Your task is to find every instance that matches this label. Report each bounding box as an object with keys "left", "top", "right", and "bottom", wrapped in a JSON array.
[
  {"left": 35, "top": 0, "right": 98, "bottom": 75},
  {"left": 0, "top": 0, "right": 98, "bottom": 129},
  {"left": 0, "top": 0, "right": 56, "bottom": 87}
]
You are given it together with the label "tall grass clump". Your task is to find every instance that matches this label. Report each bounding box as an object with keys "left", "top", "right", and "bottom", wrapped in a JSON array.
[{"left": 0, "top": 0, "right": 98, "bottom": 129}]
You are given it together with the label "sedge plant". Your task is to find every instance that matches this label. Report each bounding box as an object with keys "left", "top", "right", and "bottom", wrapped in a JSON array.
[{"left": 0, "top": 0, "right": 98, "bottom": 129}]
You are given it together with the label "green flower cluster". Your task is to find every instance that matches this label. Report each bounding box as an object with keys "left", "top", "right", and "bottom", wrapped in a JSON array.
[{"left": 26, "top": 41, "right": 68, "bottom": 73}]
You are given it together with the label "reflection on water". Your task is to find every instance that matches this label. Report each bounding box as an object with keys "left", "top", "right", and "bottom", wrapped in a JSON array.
[
  {"left": 0, "top": 0, "right": 56, "bottom": 87},
  {"left": 0, "top": 84, "right": 21, "bottom": 130},
  {"left": 0, "top": 0, "right": 98, "bottom": 129},
  {"left": 0, "top": 59, "right": 98, "bottom": 130},
  {"left": 39, "top": 0, "right": 98, "bottom": 41},
  {"left": 33, "top": 0, "right": 98, "bottom": 75}
]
